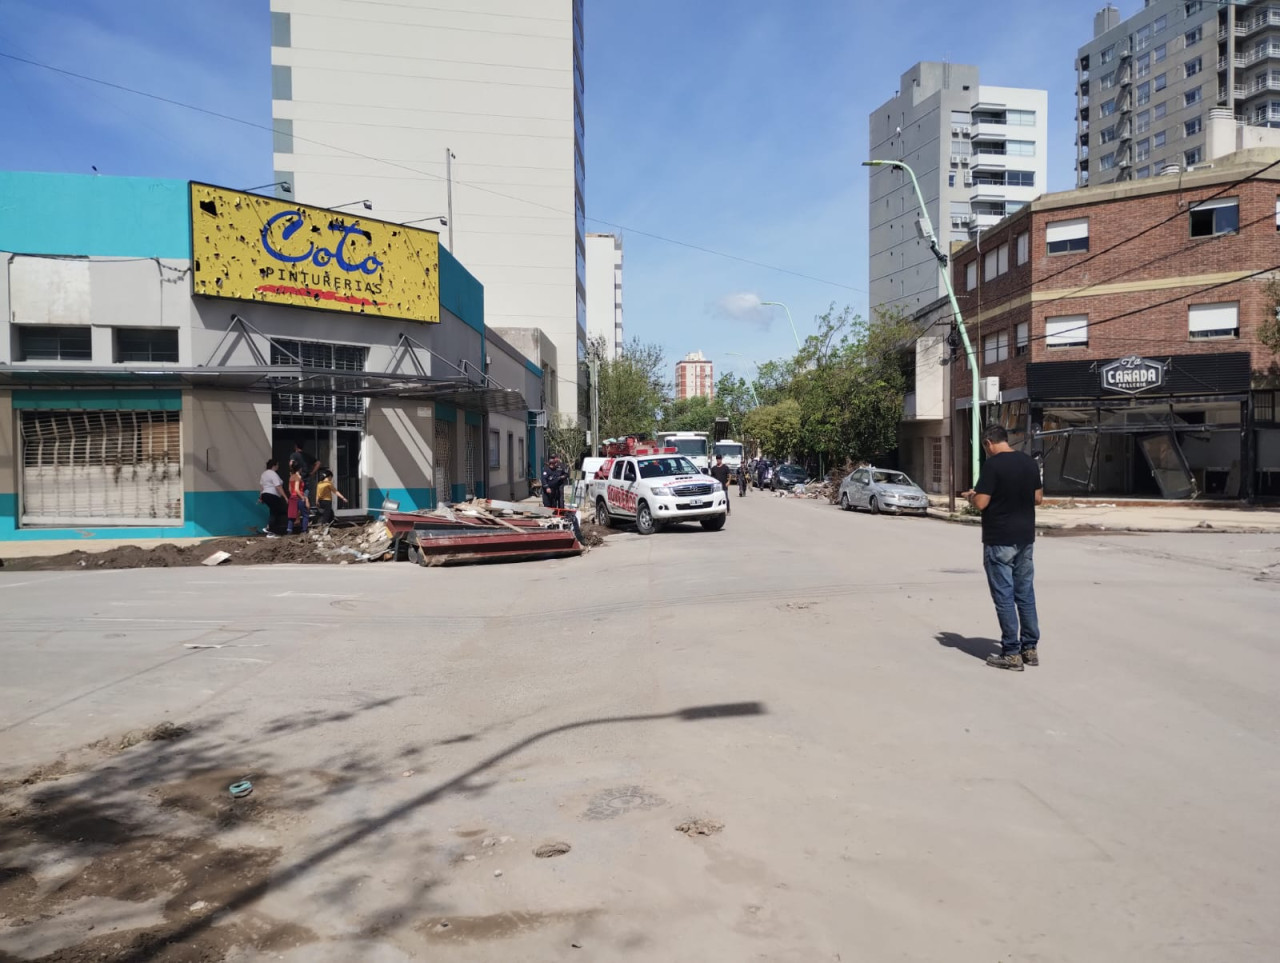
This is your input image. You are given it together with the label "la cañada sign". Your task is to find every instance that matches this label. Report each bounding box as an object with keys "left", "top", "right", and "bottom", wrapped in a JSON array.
[{"left": 1101, "top": 356, "right": 1166, "bottom": 395}]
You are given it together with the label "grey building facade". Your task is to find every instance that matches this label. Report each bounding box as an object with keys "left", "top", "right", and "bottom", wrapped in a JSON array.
[{"left": 1077, "top": 1, "right": 1280, "bottom": 186}]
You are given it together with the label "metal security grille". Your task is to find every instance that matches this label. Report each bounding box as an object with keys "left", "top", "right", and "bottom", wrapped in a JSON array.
[
  {"left": 21, "top": 411, "right": 182, "bottom": 525},
  {"left": 271, "top": 339, "right": 367, "bottom": 426},
  {"left": 434, "top": 420, "right": 453, "bottom": 504},
  {"left": 464, "top": 423, "right": 481, "bottom": 499}
]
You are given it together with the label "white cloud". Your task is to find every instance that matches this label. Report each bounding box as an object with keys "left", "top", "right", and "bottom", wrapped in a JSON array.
[{"left": 711, "top": 291, "right": 772, "bottom": 328}]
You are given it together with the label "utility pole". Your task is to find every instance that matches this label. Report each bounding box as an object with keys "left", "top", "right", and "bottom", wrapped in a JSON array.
[
  {"left": 590, "top": 355, "right": 600, "bottom": 458},
  {"left": 862, "top": 159, "right": 981, "bottom": 487},
  {"left": 445, "top": 147, "right": 456, "bottom": 252}
]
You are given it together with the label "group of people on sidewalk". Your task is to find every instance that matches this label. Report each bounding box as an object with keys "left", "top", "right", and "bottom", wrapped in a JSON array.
[{"left": 258, "top": 443, "right": 349, "bottom": 538}]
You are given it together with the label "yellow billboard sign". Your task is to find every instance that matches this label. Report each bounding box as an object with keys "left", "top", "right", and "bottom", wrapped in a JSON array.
[{"left": 189, "top": 182, "right": 440, "bottom": 324}]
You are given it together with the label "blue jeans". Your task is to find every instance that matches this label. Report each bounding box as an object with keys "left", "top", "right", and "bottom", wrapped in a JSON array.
[{"left": 983, "top": 544, "right": 1040, "bottom": 656}]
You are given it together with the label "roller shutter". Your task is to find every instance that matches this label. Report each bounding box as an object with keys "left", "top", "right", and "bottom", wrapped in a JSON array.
[{"left": 20, "top": 410, "right": 183, "bottom": 526}]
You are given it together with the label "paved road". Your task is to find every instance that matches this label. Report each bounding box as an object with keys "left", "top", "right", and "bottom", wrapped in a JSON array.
[{"left": 2, "top": 495, "right": 1279, "bottom": 961}]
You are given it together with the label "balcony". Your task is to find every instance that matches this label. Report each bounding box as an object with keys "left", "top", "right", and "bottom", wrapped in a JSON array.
[
  {"left": 972, "top": 212, "right": 1005, "bottom": 229},
  {"left": 1240, "top": 8, "right": 1280, "bottom": 38},
  {"left": 969, "top": 151, "right": 1011, "bottom": 171},
  {"left": 1219, "top": 23, "right": 1250, "bottom": 42},
  {"left": 974, "top": 121, "right": 1010, "bottom": 140},
  {"left": 1241, "top": 41, "right": 1280, "bottom": 67},
  {"left": 1242, "top": 74, "right": 1280, "bottom": 97}
]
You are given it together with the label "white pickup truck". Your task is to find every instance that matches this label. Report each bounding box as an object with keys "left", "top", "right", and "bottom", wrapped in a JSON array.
[{"left": 590, "top": 451, "right": 728, "bottom": 535}]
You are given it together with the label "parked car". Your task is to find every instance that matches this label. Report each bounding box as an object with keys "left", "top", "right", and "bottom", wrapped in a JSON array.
[
  {"left": 752, "top": 459, "right": 773, "bottom": 489},
  {"left": 770, "top": 463, "right": 809, "bottom": 491},
  {"left": 838, "top": 467, "right": 929, "bottom": 515}
]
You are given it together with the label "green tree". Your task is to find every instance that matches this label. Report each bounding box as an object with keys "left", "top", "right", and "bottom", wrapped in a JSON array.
[
  {"left": 658, "top": 394, "right": 716, "bottom": 433},
  {"left": 589, "top": 336, "right": 668, "bottom": 441},
  {"left": 742, "top": 398, "right": 802, "bottom": 459}
]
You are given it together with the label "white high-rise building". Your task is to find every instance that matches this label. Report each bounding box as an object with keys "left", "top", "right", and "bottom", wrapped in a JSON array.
[
  {"left": 868, "top": 62, "right": 1048, "bottom": 317},
  {"left": 269, "top": 0, "right": 587, "bottom": 422},
  {"left": 585, "top": 233, "right": 622, "bottom": 358}
]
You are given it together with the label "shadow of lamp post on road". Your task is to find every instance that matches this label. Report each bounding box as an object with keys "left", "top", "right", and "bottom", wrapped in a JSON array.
[{"left": 98, "top": 701, "right": 769, "bottom": 963}]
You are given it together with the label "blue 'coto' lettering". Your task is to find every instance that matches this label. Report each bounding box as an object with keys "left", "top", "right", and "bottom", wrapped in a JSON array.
[{"left": 261, "top": 211, "right": 384, "bottom": 275}]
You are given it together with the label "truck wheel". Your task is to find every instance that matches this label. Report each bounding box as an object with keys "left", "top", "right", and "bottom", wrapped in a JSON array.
[
  {"left": 595, "top": 498, "right": 613, "bottom": 528},
  {"left": 700, "top": 514, "right": 726, "bottom": 531},
  {"left": 635, "top": 500, "right": 657, "bottom": 535}
]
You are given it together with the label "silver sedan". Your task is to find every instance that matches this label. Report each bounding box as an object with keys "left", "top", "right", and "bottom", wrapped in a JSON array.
[{"left": 838, "top": 467, "right": 930, "bottom": 515}]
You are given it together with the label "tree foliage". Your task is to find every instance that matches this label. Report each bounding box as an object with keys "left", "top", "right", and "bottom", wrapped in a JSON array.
[
  {"left": 573, "top": 305, "right": 912, "bottom": 469},
  {"left": 589, "top": 336, "right": 668, "bottom": 440}
]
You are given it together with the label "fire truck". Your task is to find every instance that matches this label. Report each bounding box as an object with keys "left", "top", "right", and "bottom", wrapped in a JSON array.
[{"left": 589, "top": 444, "right": 727, "bottom": 535}]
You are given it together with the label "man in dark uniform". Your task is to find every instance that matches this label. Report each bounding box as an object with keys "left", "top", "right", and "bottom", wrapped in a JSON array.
[
  {"left": 709, "top": 454, "right": 731, "bottom": 515},
  {"left": 541, "top": 455, "right": 568, "bottom": 510},
  {"left": 737, "top": 458, "right": 749, "bottom": 497}
]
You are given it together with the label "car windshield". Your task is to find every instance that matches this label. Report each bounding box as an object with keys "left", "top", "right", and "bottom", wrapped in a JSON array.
[
  {"left": 780, "top": 465, "right": 804, "bottom": 476},
  {"left": 872, "top": 471, "right": 913, "bottom": 486},
  {"left": 638, "top": 456, "right": 699, "bottom": 478},
  {"left": 665, "top": 438, "right": 707, "bottom": 457},
  {"left": 714, "top": 442, "right": 743, "bottom": 458}
]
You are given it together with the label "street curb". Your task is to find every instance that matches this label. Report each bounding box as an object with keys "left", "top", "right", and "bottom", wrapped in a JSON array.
[{"left": 922, "top": 508, "right": 1270, "bottom": 535}]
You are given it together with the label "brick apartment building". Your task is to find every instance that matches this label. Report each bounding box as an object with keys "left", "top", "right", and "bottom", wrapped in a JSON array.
[
  {"left": 674, "top": 350, "right": 714, "bottom": 401},
  {"left": 942, "top": 147, "right": 1280, "bottom": 500}
]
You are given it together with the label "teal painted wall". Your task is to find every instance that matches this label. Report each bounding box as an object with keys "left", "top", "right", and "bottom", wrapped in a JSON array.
[
  {"left": 439, "top": 246, "right": 484, "bottom": 334},
  {"left": 0, "top": 171, "right": 190, "bottom": 258},
  {"left": 0, "top": 490, "right": 262, "bottom": 542},
  {"left": 369, "top": 486, "right": 437, "bottom": 512},
  {"left": 12, "top": 389, "right": 183, "bottom": 410},
  {"left": 434, "top": 402, "right": 457, "bottom": 423}
]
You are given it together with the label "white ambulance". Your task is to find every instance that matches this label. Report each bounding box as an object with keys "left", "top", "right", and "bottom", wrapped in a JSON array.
[{"left": 590, "top": 448, "right": 728, "bottom": 535}]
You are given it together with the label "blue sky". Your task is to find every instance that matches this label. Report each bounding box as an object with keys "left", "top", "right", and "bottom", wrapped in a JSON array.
[{"left": 1, "top": 0, "right": 1098, "bottom": 381}]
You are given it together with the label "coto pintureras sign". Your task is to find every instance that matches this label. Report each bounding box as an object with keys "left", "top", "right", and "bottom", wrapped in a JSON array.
[
  {"left": 189, "top": 183, "right": 440, "bottom": 324},
  {"left": 1100, "top": 356, "right": 1166, "bottom": 395}
]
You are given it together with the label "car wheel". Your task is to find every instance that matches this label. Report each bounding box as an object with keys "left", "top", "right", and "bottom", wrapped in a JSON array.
[
  {"left": 840, "top": 493, "right": 851, "bottom": 512},
  {"left": 869, "top": 496, "right": 880, "bottom": 515},
  {"left": 635, "top": 500, "right": 656, "bottom": 535},
  {"left": 595, "top": 498, "right": 612, "bottom": 528},
  {"left": 700, "top": 513, "right": 726, "bottom": 531}
]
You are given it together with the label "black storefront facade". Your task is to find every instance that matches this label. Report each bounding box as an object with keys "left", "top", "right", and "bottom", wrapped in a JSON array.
[{"left": 1025, "top": 352, "right": 1262, "bottom": 501}]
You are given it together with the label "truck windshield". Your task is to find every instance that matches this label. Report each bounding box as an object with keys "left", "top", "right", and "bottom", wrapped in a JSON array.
[
  {"left": 667, "top": 438, "right": 707, "bottom": 457},
  {"left": 638, "top": 457, "right": 699, "bottom": 478},
  {"left": 714, "top": 443, "right": 743, "bottom": 458}
]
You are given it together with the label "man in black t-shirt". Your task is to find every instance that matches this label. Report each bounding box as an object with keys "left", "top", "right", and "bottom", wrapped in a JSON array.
[{"left": 963, "top": 425, "right": 1044, "bottom": 672}]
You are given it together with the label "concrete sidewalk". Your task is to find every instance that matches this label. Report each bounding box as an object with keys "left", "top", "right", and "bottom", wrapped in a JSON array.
[
  {"left": 0, "top": 536, "right": 217, "bottom": 560},
  {"left": 926, "top": 494, "right": 1280, "bottom": 533}
]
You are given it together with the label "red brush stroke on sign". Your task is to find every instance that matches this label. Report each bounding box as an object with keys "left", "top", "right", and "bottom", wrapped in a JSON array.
[{"left": 255, "top": 284, "right": 386, "bottom": 308}]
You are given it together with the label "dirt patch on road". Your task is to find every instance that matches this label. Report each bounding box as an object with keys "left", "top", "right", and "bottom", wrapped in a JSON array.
[
  {"left": 1, "top": 534, "right": 328, "bottom": 572},
  {"left": 0, "top": 777, "right": 314, "bottom": 962}
]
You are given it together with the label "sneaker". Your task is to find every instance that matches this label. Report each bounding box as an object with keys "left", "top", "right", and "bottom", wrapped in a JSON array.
[
  {"left": 1022, "top": 647, "right": 1039, "bottom": 667},
  {"left": 986, "top": 652, "right": 1024, "bottom": 672},
  {"left": 266, "top": 533, "right": 279, "bottom": 539}
]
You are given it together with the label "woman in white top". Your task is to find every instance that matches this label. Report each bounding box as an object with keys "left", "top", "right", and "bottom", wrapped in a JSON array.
[{"left": 259, "top": 458, "right": 287, "bottom": 537}]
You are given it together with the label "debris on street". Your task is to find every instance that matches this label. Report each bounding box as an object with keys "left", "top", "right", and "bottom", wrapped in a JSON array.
[
  {"left": 201, "top": 550, "right": 232, "bottom": 566},
  {"left": 675, "top": 818, "right": 724, "bottom": 837},
  {"left": 384, "top": 500, "right": 585, "bottom": 566}
]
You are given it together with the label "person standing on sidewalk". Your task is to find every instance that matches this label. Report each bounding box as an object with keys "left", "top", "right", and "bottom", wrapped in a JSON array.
[
  {"left": 541, "top": 455, "right": 568, "bottom": 510},
  {"left": 710, "top": 454, "right": 732, "bottom": 514},
  {"left": 737, "top": 459, "right": 749, "bottom": 497},
  {"left": 259, "top": 458, "right": 287, "bottom": 537},
  {"left": 963, "top": 425, "right": 1043, "bottom": 671}
]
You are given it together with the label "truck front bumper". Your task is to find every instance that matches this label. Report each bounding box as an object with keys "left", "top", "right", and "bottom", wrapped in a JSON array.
[{"left": 651, "top": 493, "right": 728, "bottom": 519}]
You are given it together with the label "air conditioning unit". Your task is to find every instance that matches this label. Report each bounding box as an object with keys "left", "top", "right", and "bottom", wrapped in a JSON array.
[
  {"left": 950, "top": 154, "right": 961, "bottom": 166},
  {"left": 961, "top": 125, "right": 972, "bottom": 137},
  {"left": 963, "top": 174, "right": 974, "bottom": 187},
  {"left": 952, "top": 125, "right": 961, "bottom": 136},
  {"left": 979, "top": 376, "right": 1001, "bottom": 403},
  {"left": 960, "top": 155, "right": 971, "bottom": 166}
]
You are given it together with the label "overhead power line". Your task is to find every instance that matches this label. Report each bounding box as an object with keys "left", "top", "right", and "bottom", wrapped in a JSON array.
[{"left": 0, "top": 49, "right": 866, "bottom": 296}]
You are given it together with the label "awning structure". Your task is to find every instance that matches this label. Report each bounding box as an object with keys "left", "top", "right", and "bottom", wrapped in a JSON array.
[{"left": 0, "top": 365, "right": 530, "bottom": 413}]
